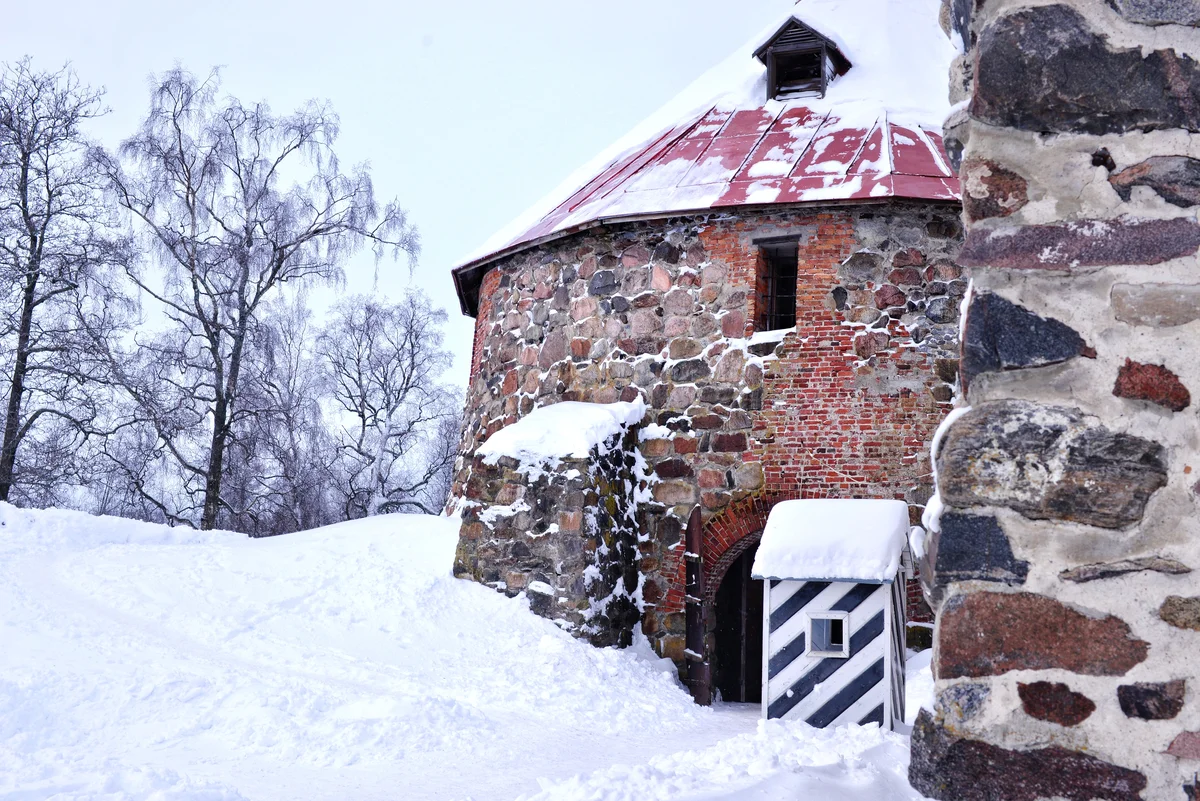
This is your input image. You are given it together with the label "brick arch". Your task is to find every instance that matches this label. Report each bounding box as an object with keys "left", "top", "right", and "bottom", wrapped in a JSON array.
[
  {"left": 702, "top": 530, "right": 763, "bottom": 607},
  {"left": 662, "top": 493, "right": 780, "bottom": 613}
]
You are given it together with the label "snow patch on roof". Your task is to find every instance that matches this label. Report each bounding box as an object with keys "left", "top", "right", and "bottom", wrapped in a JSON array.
[
  {"left": 752, "top": 498, "right": 909, "bottom": 582},
  {"left": 458, "top": 0, "right": 956, "bottom": 271}
]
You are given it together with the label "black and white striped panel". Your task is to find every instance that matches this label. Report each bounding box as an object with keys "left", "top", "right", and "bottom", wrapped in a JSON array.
[
  {"left": 888, "top": 577, "right": 906, "bottom": 728},
  {"left": 763, "top": 579, "right": 892, "bottom": 728}
]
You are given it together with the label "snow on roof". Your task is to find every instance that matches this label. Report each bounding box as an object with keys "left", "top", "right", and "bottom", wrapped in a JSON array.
[
  {"left": 751, "top": 499, "right": 909, "bottom": 582},
  {"left": 476, "top": 398, "right": 647, "bottom": 472},
  {"left": 453, "top": 0, "right": 959, "bottom": 315}
]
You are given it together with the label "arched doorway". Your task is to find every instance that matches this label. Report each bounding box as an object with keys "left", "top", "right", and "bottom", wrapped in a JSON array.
[
  {"left": 676, "top": 497, "right": 774, "bottom": 705},
  {"left": 711, "top": 543, "right": 763, "bottom": 704}
]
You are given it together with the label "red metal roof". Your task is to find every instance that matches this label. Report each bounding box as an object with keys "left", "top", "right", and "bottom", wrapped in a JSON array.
[
  {"left": 453, "top": 103, "right": 958, "bottom": 314},
  {"left": 452, "top": 1, "right": 962, "bottom": 316},
  {"left": 521, "top": 104, "right": 958, "bottom": 238}
]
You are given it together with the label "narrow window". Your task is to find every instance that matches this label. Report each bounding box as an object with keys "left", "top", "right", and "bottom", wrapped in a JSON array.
[
  {"left": 758, "top": 241, "right": 798, "bottom": 331},
  {"left": 809, "top": 611, "right": 850, "bottom": 658}
]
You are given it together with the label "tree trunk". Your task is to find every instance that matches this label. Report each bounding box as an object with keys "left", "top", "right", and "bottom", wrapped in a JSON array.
[
  {"left": 365, "top": 413, "right": 397, "bottom": 516},
  {"left": 0, "top": 270, "right": 39, "bottom": 502},
  {"left": 201, "top": 394, "right": 228, "bottom": 530},
  {"left": 201, "top": 324, "right": 247, "bottom": 530}
]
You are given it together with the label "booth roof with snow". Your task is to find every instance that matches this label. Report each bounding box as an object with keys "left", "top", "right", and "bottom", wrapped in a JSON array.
[
  {"left": 752, "top": 499, "right": 908, "bottom": 729},
  {"left": 449, "top": 0, "right": 961, "bottom": 693}
]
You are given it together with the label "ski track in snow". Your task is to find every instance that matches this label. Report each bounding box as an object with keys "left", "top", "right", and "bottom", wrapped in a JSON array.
[{"left": 0, "top": 504, "right": 932, "bottom": 800}]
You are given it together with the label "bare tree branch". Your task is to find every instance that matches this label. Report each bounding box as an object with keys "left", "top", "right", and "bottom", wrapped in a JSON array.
[
  {"left": 318, "top": 291, "right": 457, "bottom": 519},
  {"left": 94, "top": 68, "right": 419, "bottom": 530},
  {"left": 0, "top": 58, "right": 128, "bottom": 506}
]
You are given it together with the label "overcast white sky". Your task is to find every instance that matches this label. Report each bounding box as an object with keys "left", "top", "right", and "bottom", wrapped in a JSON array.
[{"left": 2, "top": 0, "right": 786, "bottom": 389}]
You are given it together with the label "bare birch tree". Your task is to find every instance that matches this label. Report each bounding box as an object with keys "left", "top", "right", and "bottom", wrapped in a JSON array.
[
  {"left": 0, "top": 60, "right": 128, "bottom": 505},
  {"left": 94, "top": 68, "right": 418, "bottom": 529},
  {"left": 233, "top": 294, "right": 339, "bottom": 535},
  {"left": 319, "top": 292, "right": 458, "bottom": 518}
]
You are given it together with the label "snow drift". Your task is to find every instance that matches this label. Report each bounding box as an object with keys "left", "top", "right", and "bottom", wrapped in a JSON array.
[{"left": 0, "top": 503, "right": 931, "bottom": 800}]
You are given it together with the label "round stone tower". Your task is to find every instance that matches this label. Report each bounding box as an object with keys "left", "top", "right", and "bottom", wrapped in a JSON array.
[{"left": 448, "top": 0, "right": 963, "bottom": 698}]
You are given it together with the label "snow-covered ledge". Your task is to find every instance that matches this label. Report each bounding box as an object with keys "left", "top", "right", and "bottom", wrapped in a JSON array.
[{"left": 452, "top": 398, "right": 657, "bottom": 647}]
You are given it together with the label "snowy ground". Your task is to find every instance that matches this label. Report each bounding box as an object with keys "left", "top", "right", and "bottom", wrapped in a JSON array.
[{"left": 0, "top": 504, "right": 932, "bottom": 800}]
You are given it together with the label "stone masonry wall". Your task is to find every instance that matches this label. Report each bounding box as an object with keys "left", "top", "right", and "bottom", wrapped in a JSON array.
[
  {"left": 451, "top": 200, "right": 962, "bottom": 660},
  {"left": 913, "top": 2, "right": 1200, "bottom": 798},
  {"left": 456, "top": 426, "right": 646, "bottom": 646}
]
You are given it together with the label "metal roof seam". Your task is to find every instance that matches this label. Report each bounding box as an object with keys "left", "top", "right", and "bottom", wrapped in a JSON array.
[{"left": 844, "top": 118, "right": 881, "bottom": 178}]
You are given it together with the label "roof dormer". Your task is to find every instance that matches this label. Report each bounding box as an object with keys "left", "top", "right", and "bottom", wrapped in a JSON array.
[{"left": 753, "top": 17, "right": 851, "bottom": 100}]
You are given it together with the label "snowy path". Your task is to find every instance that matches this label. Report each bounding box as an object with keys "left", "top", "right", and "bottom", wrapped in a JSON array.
[{"left": 0, "top": 505, "right": 928, "bottom": 800}]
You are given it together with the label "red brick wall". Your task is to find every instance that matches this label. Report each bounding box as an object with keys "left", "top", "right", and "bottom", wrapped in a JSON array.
[
  {"left": 906, "top": 577, "right": 933, "bottom": 624},
  {"left": 660, "top": 211, "right": 951, "bottom": 622},
  {"left": 470, "top": 268, "right": 503, "bottom": 379}
]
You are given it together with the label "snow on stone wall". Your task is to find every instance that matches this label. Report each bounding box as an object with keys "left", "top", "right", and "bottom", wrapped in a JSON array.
[
  {"left": 455, "top": 409, "right": 652, "bottom": 647},
  {"left": 476, "top": 397, "right": 648, "bottom": 475}
]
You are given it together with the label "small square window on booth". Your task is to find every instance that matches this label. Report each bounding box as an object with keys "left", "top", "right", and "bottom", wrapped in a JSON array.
[
  {"left": 757, "top": 240, "right": 798, "bottom": 330},
  {"left": 809, "top": 611, "right": 850, "bottom": 657}
]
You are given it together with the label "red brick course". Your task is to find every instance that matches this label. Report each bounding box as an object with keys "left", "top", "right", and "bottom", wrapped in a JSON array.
[{"left": 470, "top": 268, "right": 503, "bottom": 379}]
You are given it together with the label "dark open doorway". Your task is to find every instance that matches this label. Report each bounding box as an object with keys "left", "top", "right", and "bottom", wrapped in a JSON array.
[{"left": 712, "top": 545, "right": 763, "bottom": 704}]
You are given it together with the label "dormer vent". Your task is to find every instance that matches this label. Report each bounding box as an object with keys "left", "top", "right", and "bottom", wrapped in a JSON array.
[{"left": 753, "top": 18, "right": 851, "bottom": 100}]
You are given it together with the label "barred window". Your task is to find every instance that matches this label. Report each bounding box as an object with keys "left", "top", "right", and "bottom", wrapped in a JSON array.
[{"left": 758, "top": 241, "right": 798, "bottom": 331}]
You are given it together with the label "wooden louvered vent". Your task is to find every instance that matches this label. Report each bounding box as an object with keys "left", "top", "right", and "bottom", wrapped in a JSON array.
[{"left": 753, "top": 18, "right": 852, "bottom": 100}]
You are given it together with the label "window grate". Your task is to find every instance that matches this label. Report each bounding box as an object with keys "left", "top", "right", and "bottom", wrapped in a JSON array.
[
  {"left": 759, "top": 242, "right": 799, "bottom": 331},
  {"left": 773, "top": 48, "right": 826, "bottom": 98}
]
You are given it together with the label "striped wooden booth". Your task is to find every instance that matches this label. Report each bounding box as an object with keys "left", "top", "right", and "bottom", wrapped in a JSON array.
[{"left": 752, "top": 499, "right": 909, "bottom": 731}]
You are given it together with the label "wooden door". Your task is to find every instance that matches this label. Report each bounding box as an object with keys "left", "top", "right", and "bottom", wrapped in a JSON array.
[{"left": 713, "top": 546, "right": 764, "bottom": 703}]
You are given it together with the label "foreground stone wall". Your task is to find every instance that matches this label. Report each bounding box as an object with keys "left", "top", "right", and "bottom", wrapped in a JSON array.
[
  {"left": 914, "top": 2, "right": 1200, "bottom": 798},
  {"left": 452, "top": 201, "right": 962, "bottom": 657},
  {"left": 456, "top": 427, "right": 646, "bottom": 646}
]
